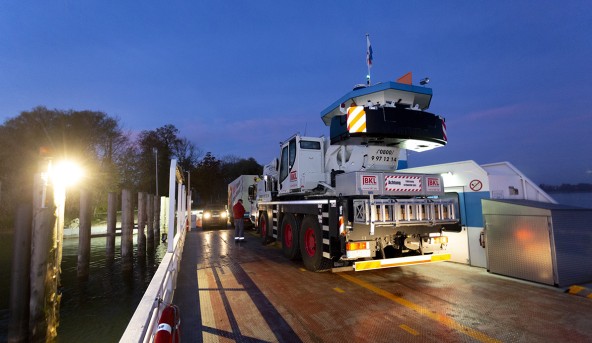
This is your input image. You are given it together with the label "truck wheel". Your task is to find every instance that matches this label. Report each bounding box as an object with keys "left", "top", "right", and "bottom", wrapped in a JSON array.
[
  {"left": 280, "top": 213, "right": 301, "bottom": 260},
  {"left": 259, "top": 213, "right": 271, "bottom": 244},
  {"left": 299, "top": 215, "right": 331, "bottom": 272}
]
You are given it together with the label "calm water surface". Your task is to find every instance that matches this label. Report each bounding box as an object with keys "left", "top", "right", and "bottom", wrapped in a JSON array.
[
  {"left": 549, "top": 192, "right": 592, "bottom": 208},
  {"left": 0, "top": 232, "right": 166, "bottom": 342}
]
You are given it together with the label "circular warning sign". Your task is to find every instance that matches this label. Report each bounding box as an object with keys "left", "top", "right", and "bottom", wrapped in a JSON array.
[{"left": 469, "top": 179, "right": 483, "bottom": 191}]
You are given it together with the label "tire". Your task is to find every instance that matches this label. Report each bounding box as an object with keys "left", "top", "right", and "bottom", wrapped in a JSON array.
[
  {"left": 258, "top": 212, "right": 271, "bottom": 244},
  {"left": 280, "top": 213, "right": 301, "bottom": 260},
  {"left": 299, "top": 215, "right": 332, "bottom": 272}
]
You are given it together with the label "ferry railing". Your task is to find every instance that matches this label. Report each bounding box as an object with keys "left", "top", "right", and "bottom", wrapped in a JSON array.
[
  {"left": 120, "top": 158, "right": 190, "bottom": 343},
  {"left": 120, "top": 222, "right": 186, "bottom": 342}
]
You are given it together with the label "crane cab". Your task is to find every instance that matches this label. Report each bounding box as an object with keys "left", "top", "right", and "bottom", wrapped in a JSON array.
[{"left": 277, "top": 135, "right": 326, "bottom": 195}]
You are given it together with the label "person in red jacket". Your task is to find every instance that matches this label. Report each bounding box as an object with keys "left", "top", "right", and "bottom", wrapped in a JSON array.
[{"left": 232, "top": 199, "right": 246, "bottom": 241}]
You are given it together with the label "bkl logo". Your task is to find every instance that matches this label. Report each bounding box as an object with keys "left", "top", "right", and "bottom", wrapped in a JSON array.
[
  {"left": 362, "top": 175, "right": 377, "bottom": 185},
  {"left": 427, "top": 178, "right": 440, "bottom": 187},
  {"left": 290, "top": 170, "right": 297, "bottom": 181}
]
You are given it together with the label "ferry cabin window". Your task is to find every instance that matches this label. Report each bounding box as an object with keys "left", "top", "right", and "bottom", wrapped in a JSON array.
[{"left": 300, "top": 140, "right": 321, "bottom": 150}]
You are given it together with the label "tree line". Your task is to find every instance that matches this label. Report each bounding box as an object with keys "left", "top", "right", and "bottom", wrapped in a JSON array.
[
  {"left": 539, "top": 183, "right": 592, "bottom": 193},
  {"left": 0, "top": 107, "right": 262, "bottom": 228}
]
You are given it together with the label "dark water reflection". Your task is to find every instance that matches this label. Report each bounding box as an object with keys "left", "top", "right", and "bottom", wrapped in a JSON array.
[{"left": 0, "top": 232, "right": 166, "bottom": 342}]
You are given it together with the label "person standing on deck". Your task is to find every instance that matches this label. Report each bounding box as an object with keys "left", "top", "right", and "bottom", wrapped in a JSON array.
[{"left": 233, "top": 199, "right": 246, "bottom": 241}]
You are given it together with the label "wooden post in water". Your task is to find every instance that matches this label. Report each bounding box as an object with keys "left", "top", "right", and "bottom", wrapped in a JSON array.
[
  {"left": 154, "top": 195, "right": 160, "bottom": 245},
  {"left": 121, "top": 189, "right": 133, "bottom": 269},
  {"left": 29, "top": 173, "right": 59, "bottom": 342},
  {"left": 137, "top": 192, "right": 146, "bottom": 256},
  {"left": 8, "top": 204, "right": 32, "bottom": 342},
  {"left": 146, "top": 194, "right": 154, "bottom": 250},
  {"left": 106, "top": 192, "right": 117, "bottom": 256},
  {"left": 78, "top": 188, "right": 92, "bottom": 278}
]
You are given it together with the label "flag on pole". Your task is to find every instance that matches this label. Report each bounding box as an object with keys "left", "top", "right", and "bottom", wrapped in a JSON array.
[{"left": 366, "top": 35, "right": 373, "bottom": 68}]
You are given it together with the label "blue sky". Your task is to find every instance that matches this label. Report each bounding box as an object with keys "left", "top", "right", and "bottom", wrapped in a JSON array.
[{"left": 1, "top": 1, "right": 591, "bottom": 185}]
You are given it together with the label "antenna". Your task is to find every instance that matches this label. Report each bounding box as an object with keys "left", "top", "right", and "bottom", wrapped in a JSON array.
[
  {"left": 303, "top": 122, "right": 307, "bottom": 136},
  {"left": 366, "top": 34, "right": 372, "bottom": 85}
]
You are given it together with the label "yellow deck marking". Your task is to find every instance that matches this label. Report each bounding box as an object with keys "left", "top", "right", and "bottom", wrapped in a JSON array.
[
  {"left": 339, "top": 273, "right": 501, "bottom": 343},
  {"left": 399, "top": 324, "right": 419, "bottom": 336},
  {"left": 333, "top": 287, "right": 345, "bottom": 293},
  {"left": 568, "top": 285, "right": 585, "bottom": 294}
]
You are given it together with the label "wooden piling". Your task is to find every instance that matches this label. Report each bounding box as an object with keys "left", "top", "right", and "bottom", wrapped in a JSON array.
[
  {"left": 121, "top": 189, "right": 133, "bottom": 269},
  {"left": 78, "top": 188, "right": 91, "bottom": 278},
  {"left": 29, "top": 173, "right": 58, "bottom": 342},
  {"left": 146, "top": 194, "right": 154, "bottom": 250},
  {"left": 137, "top": 192, "right": 146, "bottom": 256},
  {"left": 106, "top": 192, "right": 117, "bottom": 256},
  {"left": 154, "top": 195, "right": 160, "bottom": 245},
  {"left": 8, "top": 204, "right": 32, "bottom": 342}
]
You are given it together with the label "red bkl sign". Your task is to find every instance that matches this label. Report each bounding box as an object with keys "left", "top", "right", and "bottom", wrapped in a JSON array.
[
  {"left": 290, "top": 170, "right": 297, "bottom": 181},
  {"left": 362, "top": 175, "right": 377, "bottom": 185}
]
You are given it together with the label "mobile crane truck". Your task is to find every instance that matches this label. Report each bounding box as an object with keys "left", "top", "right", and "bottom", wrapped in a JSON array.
[{"left": 254, "top": 76, "right": 460, "bottom": 272}]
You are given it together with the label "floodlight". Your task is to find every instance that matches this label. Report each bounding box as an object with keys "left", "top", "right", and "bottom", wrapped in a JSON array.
[{"left": 50, "top": 160, "right": 84, "bottom": 187}]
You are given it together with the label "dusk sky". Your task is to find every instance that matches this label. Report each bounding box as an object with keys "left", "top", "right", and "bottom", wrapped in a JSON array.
[{"left": 1, "top": 1, "right": 590, "bottom": 185}]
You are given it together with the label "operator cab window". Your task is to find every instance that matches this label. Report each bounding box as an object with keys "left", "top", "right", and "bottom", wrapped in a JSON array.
[{"left": 300, "top": 140, "right": 321, "bottom": 150}]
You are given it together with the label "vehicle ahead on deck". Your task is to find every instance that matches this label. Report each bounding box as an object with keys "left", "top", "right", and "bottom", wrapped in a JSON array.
[{"left": 201, "top": 204, "right": 229, "bottom": 230}]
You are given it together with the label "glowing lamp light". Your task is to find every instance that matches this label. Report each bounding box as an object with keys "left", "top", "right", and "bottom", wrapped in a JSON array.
[{"left": 50, "top": 160, "right": 84, "bottom": 187}]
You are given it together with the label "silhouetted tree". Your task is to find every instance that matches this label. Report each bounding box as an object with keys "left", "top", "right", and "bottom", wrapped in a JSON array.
[
  {"left": 135, "top": 124, "right": 202, "bottom": 196},
  {"left": 221, "top": 155, "right": 262, "bottom": 186},
  {"left": 0, "top": 107, "right": 127, "bottom": 226}
]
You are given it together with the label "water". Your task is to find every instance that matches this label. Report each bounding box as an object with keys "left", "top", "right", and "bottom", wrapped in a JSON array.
[
  {"left": 0, "top": 231, "right": 166, "bottom": 342},
  {"left": 549, "top": 192, "right": 592, "bottom": 208}
]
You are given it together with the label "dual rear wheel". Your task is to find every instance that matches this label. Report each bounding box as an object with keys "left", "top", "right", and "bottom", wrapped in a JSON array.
[
  {"left": 259, "top": 211, "right": 331, "bottom": 271},
  {"left": 299, "top": 215, "right": 331, "bottom": 271}
]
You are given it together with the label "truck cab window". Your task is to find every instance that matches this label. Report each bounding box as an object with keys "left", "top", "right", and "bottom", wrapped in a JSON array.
[
  {"left": 289, "top": 138, "right": 297, "bottom": 167},
  {"left": 279, "top": 145, "right": 289, "bottom": 182}
]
